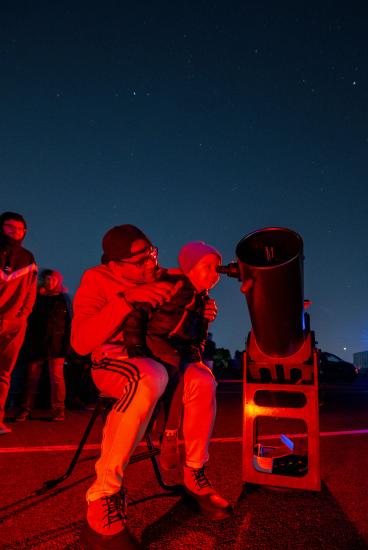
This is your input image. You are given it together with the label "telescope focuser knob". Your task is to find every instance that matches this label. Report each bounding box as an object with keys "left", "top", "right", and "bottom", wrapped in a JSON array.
[{"left": 216, "top": 262, "right": 241, "bottom": 280}]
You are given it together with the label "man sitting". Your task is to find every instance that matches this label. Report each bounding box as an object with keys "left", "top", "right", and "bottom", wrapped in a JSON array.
[{"left": 71, "top": 225, "right": 232, "bottom": 549}]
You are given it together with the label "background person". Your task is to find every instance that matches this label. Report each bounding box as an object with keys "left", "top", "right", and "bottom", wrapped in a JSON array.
[
  {"left": 16, "top": 269, "right": 71, "bottom": 422},
  {"left": 0, "top": 211, "right": 37, "bottom": 435}
]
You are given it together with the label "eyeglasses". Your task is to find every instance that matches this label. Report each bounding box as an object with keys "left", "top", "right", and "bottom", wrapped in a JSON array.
[
  {"left": 118, "top": 246, "right": 158, "bottom": 267},
  {"left": 3, "top": 222, "right": 26, "bottom": 234}
]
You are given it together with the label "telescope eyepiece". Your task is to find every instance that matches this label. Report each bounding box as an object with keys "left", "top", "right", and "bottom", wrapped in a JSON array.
[{"left": 216, "top": 262, "right": 240, "bottom": 280}]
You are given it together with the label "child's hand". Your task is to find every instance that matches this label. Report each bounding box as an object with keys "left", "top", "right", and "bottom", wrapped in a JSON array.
[{"left": 203, "top": 298, "right": 217, "bottom": 322}]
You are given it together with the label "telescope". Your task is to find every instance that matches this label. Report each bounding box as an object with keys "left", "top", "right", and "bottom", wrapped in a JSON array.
[
  {"left": 217, "top": 227, "right": 308, "bottom": 359},
  {"left": 218, "top": 227, "right": 320, "bottom": 491},
  {"left": 216, "top": 261, "right": 240, "bottom": 279}
]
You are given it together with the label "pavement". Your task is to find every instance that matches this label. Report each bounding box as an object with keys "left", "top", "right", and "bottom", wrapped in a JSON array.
[{"left": 0, "top": 377, "right": 367, "bottom": 549}]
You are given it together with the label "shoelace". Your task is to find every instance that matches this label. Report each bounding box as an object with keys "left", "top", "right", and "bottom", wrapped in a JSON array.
[
  {"left": 192, "top": 467, "right": 212, "bottom": 490},
  {"left": 102, "top": 491, "right": 127, "bottom": 527}
]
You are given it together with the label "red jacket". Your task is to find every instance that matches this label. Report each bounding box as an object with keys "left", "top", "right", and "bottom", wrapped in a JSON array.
[
  {"left": 71, "top": 264, "right": 210, "bottom": 364},
  {"left": 71, "top": 264, "right": 134, "bottom": 358},
  {"left": 0, "top": 245, "right": 37, "bottom": 325}
]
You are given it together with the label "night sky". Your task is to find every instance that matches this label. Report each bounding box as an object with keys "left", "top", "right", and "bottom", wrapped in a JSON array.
[{"left": 1, "top": 2, "right": 367, "bottom": 359}]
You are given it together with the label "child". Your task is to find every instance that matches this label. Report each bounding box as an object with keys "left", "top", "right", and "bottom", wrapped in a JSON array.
[{"left": 121, "top": 241, "right": 222, "bottom": 470}]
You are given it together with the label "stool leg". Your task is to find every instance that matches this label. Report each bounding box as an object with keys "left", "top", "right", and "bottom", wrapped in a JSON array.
[
  {"left": 36, "top": 398, "right": 105, "bottom": 493},
  {"left": 36, "top": 397, "right": 182, "bottom": 495}
]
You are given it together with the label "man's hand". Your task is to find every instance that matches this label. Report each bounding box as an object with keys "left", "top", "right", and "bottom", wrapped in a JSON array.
[
  {"left": 203, "top": 298, "right": 218, "bottom": 322},
  {"left": 123, "top": 280, "right": 182, "bottom": 308}
]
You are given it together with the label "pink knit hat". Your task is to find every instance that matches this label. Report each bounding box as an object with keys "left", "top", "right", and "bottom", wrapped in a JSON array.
[{"left": 178, "top": 241, "right": 222, "bottom": 274}]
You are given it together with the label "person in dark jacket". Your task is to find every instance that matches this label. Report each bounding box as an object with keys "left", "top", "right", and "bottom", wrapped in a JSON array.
[
  {"left": 0, "top": 212, "right": 37, "bottom": 435},
  {"left": 121, "top": 242, "right": 222, "bottom": 471},
  {"left": 122, "top": 269, "right": 209, "bottom": 369},
  {"left": 16, "top": 269, "right": 71, "bottom": 421}
]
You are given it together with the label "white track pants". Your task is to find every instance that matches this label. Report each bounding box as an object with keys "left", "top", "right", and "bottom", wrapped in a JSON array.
[{"left": 87, "top": 356, "right": 217, "bottom": 501}]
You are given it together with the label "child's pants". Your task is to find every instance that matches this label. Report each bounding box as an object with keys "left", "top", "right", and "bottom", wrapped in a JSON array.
[{"left": 87, "top": 355, "right": 217, "bottom": 501}]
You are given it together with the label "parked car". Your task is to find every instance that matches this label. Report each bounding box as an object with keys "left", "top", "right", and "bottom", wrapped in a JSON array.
[{"left": 319, "top": 352, "right": 360, "bottom": 383}]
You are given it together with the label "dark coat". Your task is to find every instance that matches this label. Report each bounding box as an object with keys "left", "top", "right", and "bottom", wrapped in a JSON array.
[
  {"left": 22, "top": 292, "right": 71, "bottom": 361},
  {"left": 122, "top": 272, "right": 209, "bottom": 371}
]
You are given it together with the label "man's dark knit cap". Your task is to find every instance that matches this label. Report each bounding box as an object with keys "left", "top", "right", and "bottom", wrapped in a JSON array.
[{"left": 101, "top": 224, "right": 152, "bottom": 263}]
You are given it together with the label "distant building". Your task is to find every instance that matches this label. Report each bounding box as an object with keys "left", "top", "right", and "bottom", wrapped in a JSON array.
[{"left": 353, "top": 351, "right": 368, "bottom": 374}]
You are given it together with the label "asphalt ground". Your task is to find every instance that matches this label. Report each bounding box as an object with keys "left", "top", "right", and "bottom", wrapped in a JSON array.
[{"left": 0, "top": 377, "right": 367, "bottom": 549}]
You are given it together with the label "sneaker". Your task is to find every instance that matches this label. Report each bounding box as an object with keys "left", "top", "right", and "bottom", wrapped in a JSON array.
[
  {"left": 87, "top": 489, "right": 127, "bottom": 536},
  {"left": 50, "top": 408, "right": 65, "bottom": 422},
  {"left": 183, "top": 465, "right": 233, "bottom": 520},
  {"left": 15, "top": 408, "right": 30, "bottom": 422},
  {"left": 0, "top": 422, "right": 11, "bottom": 435}
]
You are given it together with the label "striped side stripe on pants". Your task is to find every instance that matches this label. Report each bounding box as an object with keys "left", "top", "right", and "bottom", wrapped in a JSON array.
[{"left": 92, "top": 357, "right": 141, "bottom": 413}]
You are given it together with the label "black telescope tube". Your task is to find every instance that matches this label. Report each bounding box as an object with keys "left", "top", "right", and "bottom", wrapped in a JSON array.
[{"left": 236, "top": 227, "right": 305, "bottom": 358}]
